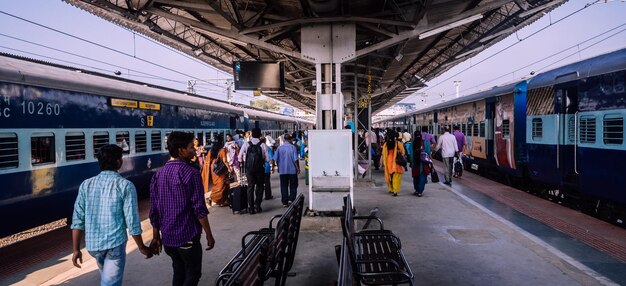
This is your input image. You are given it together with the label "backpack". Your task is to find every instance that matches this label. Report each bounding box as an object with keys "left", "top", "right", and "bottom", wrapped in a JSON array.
[{"left": 245, "top": 141, "right": 265, "bottom": 174}]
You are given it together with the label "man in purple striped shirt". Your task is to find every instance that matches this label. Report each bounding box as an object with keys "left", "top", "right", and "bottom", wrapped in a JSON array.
[{"left": 150, "top": 131, "right": 215, "bottom": 286}]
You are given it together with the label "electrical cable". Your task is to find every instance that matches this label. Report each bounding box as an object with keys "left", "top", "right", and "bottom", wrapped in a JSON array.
[
  {"left": 418, "top": 0, "right": 602, "bottom": 95},
  {"left": 0, "top": 10, "right": 226, "bottom": 90}
]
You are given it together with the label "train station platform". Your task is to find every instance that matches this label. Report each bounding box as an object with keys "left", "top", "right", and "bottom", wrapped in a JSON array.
[{"left": 3, "top": 162, "right": 626, "bottom": 286}]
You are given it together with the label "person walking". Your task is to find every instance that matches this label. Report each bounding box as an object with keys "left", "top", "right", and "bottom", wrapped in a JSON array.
[
  {"left": 238, "top": 128, "right": 270, "bottom": 214},
  {"left": 149, "top": 132, "right": 216, "bottom": 286},
  {"left": 411, "top": 131, "right": 431, "bottom": 197},
  {"left": 273, "top": 133, "right": 300, "bottom": 207},
  {"left": 382, "top": 131, "right": 406, "bottom": 196},
  {"left": 452, "top": 125, "right": 466, "bottom": 178},
  {"left": 201, "top": 140, "right": 231, "bottom": 207},
  {"left": 435, "top": 126, "right": 459, "bottom": 186},
  {"left": 421, "top": 126, "right": 436, "bottom": 153},
  {"left": 71, "top": 144, "right": 153, "bottom": 286},
  {"left": 261, "top": 137, "right": 275, "bottom": 200}
]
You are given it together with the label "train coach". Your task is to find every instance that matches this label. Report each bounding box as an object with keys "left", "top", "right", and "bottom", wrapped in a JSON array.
[
  {"left": 376, "top": 48, "right": 626, "bottom": 225},
  {"left": 0, "top": 54, "right": 312, "bottom": 237}
]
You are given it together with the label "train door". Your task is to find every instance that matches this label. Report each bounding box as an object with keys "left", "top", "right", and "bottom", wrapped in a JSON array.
[{"left": 555, "top": 76, "right": 580, "bottom": 190}]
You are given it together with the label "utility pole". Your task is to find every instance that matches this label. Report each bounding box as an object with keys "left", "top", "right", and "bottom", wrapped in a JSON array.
[{"left": 454, "top": 81, "right": 461, "bottom": 98}]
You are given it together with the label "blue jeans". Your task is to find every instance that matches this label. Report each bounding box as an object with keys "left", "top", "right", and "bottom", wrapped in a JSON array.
[
  {"left": 88, "top": 242, "right": 126, "bottom": 286},
  {"left": 164, "top": 235, "right": 202, "bottom": 286},
  {"left": 413, "top": 175, "right": 427, "bottom": 194},
  {"left": 279, "top": 174, "right": 298, "bottom": 205}
]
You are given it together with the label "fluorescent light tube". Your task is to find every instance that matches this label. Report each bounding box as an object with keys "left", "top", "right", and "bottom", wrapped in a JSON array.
[{"left": 419, "top": 14, "right": 483, "bottom": 40}]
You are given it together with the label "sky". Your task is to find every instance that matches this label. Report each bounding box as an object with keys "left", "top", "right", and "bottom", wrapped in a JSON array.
[{"left": 1, "top": 0, "right": 626, "bottom": 113}]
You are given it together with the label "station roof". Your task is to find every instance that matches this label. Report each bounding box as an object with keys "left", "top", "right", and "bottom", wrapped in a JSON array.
[{"left": 63, "top": 0, "right": 564, "bottom": 113}]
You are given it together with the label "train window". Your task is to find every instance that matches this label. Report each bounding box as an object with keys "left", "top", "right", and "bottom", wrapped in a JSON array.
[
  {"left": 197, "top": 132, "right": 204, "bottom": 146},
  {"left": 579, "top": 116, "right": 596, "bottom": 144},
  {"left": 135, "top": 131, "right": 147, "bottom": 153},
  {"left": 65, "top": 132, "right": 86, "bottom": 161},
  {"left": 502, "top": 120, "right": 510, "bottom": 138},
  {"left": 93, "top": 132, "right": 109, "bottom": 158},
  {"left": 568, "top": 117, "right": 575, "bottom": 143},
  {"left": 603, "top": 115, "right": 623, "bottom": 145},
  {"left": 151, "top": 131, "right": 162, "bottom": 151},
  {"left": 31, "top": 133, "right": 55, "bottom": 165},
  {"left": 116, "top": 131, "right": 131, "bottom": 154},
  {"left": 0, "top": 133, "right": 19, "bottom": 169},
  {"left": 480, "top": 121, "right": 486, "bottom": 137},
  {"left": 473, "top": 123, "right": 479, "bottom": 137},
  {"left": 532, "top": 118, "right": 543, "bottom": 140}
]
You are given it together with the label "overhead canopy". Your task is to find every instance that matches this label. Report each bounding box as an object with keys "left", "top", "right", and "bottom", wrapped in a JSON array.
[{"left": 64, "top": 0, "right": 565, "bottom": 113}]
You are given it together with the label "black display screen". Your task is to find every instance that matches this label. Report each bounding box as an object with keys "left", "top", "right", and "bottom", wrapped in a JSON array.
[{"left": 233, "top": 61, "right": 285, "bottom": 91}]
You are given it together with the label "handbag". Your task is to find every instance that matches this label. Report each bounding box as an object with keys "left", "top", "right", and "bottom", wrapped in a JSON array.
[
  {"left": 429, "top": 162, "right": 440, "bottom": 183},
  {"left": 212, "top": 158, "right": 228, "bottom": 175},
  {"left": 395, "top": 144, "right": 407, "bottom": 167}
]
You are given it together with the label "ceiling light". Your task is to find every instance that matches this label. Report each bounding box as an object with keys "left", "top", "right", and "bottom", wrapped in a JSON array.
[
  {"left": 395, "top": 53, "right": 404, "bottom": 61},
  {"left": 193, "top": 48, "right": 203, "bottom": 56},
  {"left": 419, "top": 14, "right": 483, "bottom": 40}
]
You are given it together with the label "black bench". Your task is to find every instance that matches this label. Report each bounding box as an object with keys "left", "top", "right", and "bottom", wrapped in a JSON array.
[
  {"left": 340, "top": 195, "right": 414, "bottom": 286},
  {"left": 215, "top": 234, "right": 270, "bottom": 286},
  {"left": 216, "top": 194, "right": 305, "bottom": 286}
]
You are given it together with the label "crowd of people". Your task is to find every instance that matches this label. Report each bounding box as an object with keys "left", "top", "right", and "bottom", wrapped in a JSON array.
[
  {"left": 357, "top": 125, "right": 466, "bottom": 196},
  {"left": 69, "top": 125, "right": 466, "bottom": 286},
  {"left": 69, "top": 129, "right": 308, "bottom": 286}
]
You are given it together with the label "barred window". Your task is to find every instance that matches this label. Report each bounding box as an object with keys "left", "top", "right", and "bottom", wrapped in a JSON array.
[
  {"left": 502, "top": 120, "right": 510, "bottom": 138},
  {"left": 32, "top": 133, "right": 55, "bottom": 165},
  {"left": 116, "top": 131, "right": 131, "bottom": 154},
  {"left": 604, "top": 115, "right": 623, "bottom": 145},
  {"left": 197, "top": 132, "right": 204, "bottom": 146},
  {"left": 135, "top": 131, "right": 147, "bottom": 153},
  {"left": 532, "top": 118, "right": 543, "bottom": 140},
  {"left": 579, "top": 116, "right": 596, "bottom": 144},
  {"left": 165, "top": 131, "right": 172, "bottom": 146},
  {"left": 480, "top": 121, "right": 486, "bottom": 137},
  {"left": 151, "top": 131, "right": 162, "bottom": 151},
  {"left": 473, "top": 123, "right": 479, "bottom": 136},
  {"left": 568, "top": 116, "right": 575, "bottom": 143},
  {"left": 65, "top": 132, "right": 85, "bottom": 161},
  {"left": 0, "top": 133, "right": 18, "bottom": 169},
  {"left": 93, "top": 132, "right": 109, "bottom": 158}
]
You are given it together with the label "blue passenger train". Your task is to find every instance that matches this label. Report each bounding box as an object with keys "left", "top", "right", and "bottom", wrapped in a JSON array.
[
  {"left": 376, "top": 48, "right": 626, "bottom": 225},
  {"left": 0, "top": 54, "right": 312, "bottom": 237}
]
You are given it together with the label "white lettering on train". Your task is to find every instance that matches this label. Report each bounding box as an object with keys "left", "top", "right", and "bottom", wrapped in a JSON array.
[{"left": 20, "top": 101, "right": 61, "bottom": 116}]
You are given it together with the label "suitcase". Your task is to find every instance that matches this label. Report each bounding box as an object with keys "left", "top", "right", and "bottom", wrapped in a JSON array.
[{"left": 229, "top": 182, "right": 248, "bottom": 214}]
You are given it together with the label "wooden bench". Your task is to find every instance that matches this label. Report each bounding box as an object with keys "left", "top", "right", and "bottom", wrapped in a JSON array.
[
  {"left": 341, "top": 195, "right": 414, "bottom": 286},
  {"left": 216, "top": 194, "right": 305, "bottom": 286}
]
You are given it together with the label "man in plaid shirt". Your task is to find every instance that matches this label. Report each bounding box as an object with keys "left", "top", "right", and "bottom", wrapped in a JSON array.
[{"left": 71, "top": 144, "right": 152, "bottom": 286}]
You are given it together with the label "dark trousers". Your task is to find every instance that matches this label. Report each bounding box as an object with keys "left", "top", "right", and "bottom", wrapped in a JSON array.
[
  {"left": 246, "top": 172, "right": 264, "bottom": 209},
  {"left": 264, "top": 172, "right": 272, "bottom": 199},
  {"left": 279, "top": 174, "right": 298, "bottom": 205},
  {"left": 371, "top": 143, "right": 380, "bottom": 170},
  {"left": 164, "top": 235, "right": 202, "bottom": 286}
]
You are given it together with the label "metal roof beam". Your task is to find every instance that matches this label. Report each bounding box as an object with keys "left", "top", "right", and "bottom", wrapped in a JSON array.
[
  {"left": 355, "top": 0, "right": 515, "bottom": 59},
  {"left": 240, "top": 16, "right": 414, "bottom": 34},
  {"left": 145, "top": 7, "right": 306, "bottom": 61}
]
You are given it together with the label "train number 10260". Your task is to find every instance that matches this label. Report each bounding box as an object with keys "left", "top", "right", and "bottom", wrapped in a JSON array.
[{"left": 21, "top": 101, "right": 61, "bottom": 116}]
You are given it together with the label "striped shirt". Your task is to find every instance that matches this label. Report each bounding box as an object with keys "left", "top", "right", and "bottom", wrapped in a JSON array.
[
  {"left": 149, "top": 159, "right": 209, "bottom": 247},
  {"left": 71, "top": 171, "right": 142, "bottom": 251}
]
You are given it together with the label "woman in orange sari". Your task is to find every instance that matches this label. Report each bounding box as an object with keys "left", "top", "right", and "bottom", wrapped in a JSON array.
[
  {"left": 201, "top": 140, "right": 231, "bottom": 206},
  {"left": 382, "top": 131, "right": 406, "bottom": 196}
]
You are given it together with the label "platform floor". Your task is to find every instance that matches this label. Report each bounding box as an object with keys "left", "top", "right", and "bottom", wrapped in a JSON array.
[{"left": 5, "top": 161, "right": 626, "bottom": 286}]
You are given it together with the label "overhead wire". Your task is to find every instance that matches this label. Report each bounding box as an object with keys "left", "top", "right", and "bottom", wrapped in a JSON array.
[
  {"left": 0, "top": 10, "right": 227, "bottom": 91},
  {"left": 454, "top": 22, "right": 626, "bottom": 96},
  {"left": 417, "top": 0, "right": 603, "bottom": 96}
]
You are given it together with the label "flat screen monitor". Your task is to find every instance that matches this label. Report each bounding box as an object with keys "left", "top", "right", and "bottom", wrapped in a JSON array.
[{"left": 233, "top": 61, "right": 285, "bottom": 91}]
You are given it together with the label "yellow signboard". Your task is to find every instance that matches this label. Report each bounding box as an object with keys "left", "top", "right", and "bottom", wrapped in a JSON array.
[
  {"left": 111, "top": 98, "right": 138, "bottom": 108},
  {"left": 146, "top": 115, "right": 154, "bottom": 127},
  {"left": 139, "top": 102, "right": 161, "bottom": 110}
]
